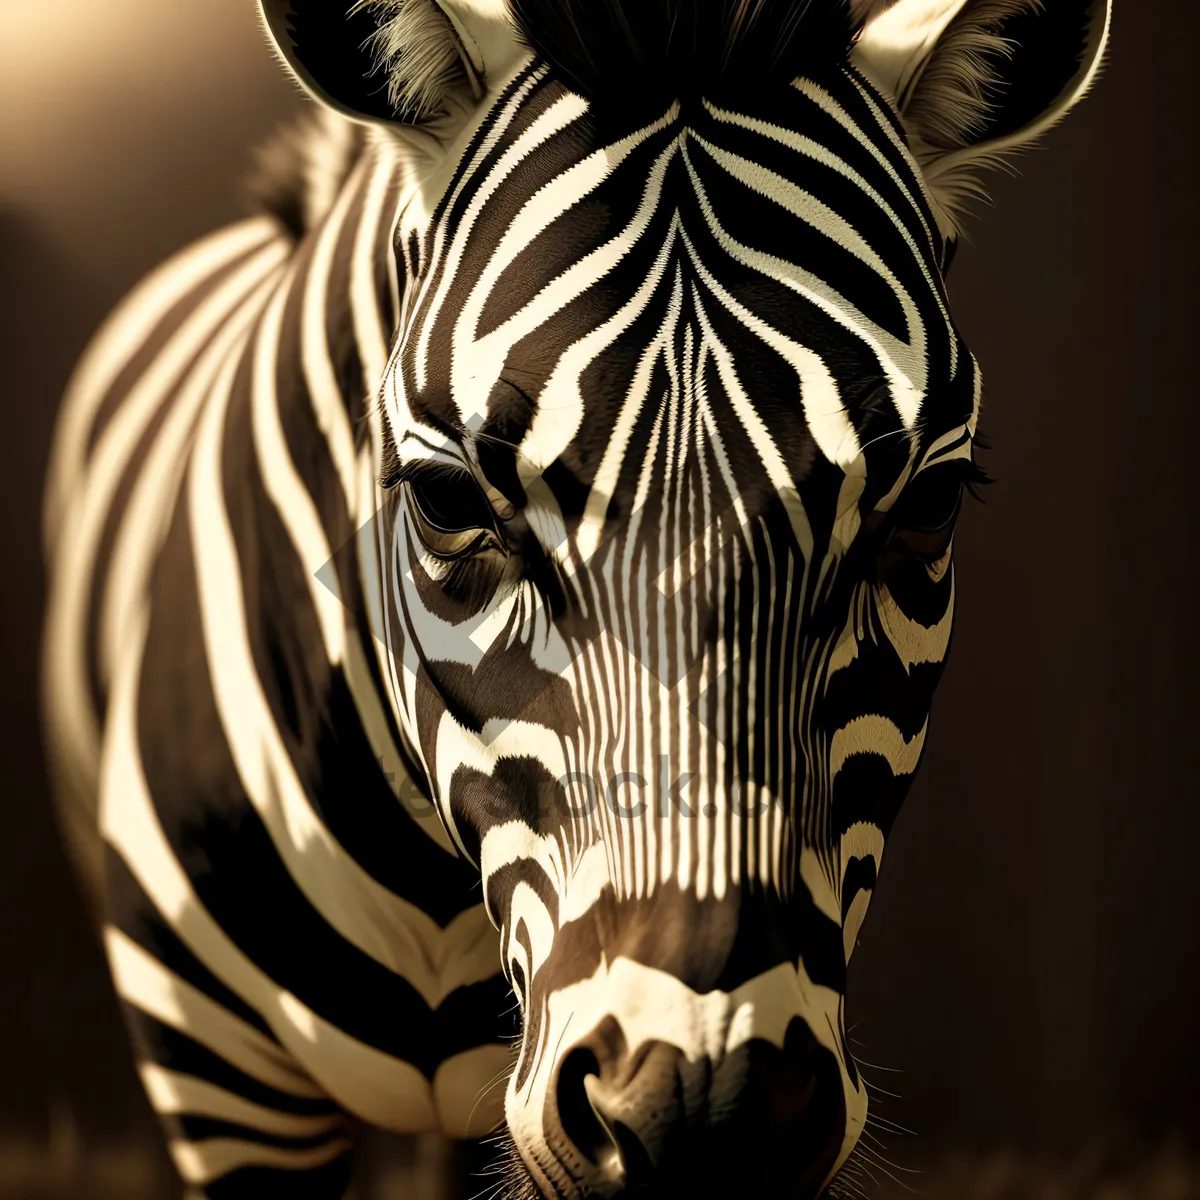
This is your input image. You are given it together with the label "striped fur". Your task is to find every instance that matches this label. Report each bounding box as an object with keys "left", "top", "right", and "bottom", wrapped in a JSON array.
[
  {"left": 375, "top": 57, "right": 976, "bottom": 1194},
  {"left": 42, "top": 2, "right": 1102, "bottom": 1196},
  {"left": 44, "top": 133, "right": 513, "bottom": 1193}
]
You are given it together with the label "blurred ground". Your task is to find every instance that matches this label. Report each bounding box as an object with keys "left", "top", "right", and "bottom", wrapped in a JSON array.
[{"left": 0, "top": 1128, "right": 1196, "bottom": 1200}]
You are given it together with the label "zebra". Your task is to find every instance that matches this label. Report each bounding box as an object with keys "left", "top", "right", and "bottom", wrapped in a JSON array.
[{"left": 40, "top": 0, "right": 1111, "bottom": 1196}]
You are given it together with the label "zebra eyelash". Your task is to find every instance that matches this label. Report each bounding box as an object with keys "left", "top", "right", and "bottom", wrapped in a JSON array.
[
  {"left": 961, "top": 456, "right": 995, "bottom": 504},
  {"left": 431, "top": 549, "right": 510, "bottom": 613},
  {"left": 873, "top": 453, "right": 994, "bottom": 552},
  {"left": 384, "top": 455, "right": 471, "bottom": 491},
  {"left": 920, "top": 434, "right": 996, "bottom": 503},
  {"left": 966, "top": 428, "right": 996, "bottom": 499}
]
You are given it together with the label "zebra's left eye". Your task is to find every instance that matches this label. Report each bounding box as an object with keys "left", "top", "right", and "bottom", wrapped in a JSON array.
[
  {"left": 890, "top": 464, "right": 968, "bottom": 537},
  {"left": 885, "top": 481, "right": 963, "bottom": 565},
  {"left": 872, "top": 461, "right": 983, "bottom": 577},
  {"left": 406, "top": 471, "right": 499, "bottom": 560}
]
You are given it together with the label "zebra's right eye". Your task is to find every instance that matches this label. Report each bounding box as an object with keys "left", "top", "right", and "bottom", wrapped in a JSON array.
[{"left": 406, "top": 472, "right": 499, "bottom": 560}]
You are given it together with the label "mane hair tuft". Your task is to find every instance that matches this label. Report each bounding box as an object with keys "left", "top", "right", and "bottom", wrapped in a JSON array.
[
  {"left": 508, "top": 0, "right": 863, "bottom": 117},
  {"left": 246, "top": 109, "right": 368, "bottom": 239}
]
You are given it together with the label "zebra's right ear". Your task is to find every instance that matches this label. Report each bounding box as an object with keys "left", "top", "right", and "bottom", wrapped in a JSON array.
[{"left": 258, "top": 0, "right": 485, "bottom": 125}]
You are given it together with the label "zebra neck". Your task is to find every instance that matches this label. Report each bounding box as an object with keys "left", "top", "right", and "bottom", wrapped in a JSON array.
[{"left": 252, "top": 131, "right": 457, "bottom": 852}]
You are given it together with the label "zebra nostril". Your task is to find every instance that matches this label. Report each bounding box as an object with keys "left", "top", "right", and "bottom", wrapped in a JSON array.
[
  {"left": 555, "top": 1046, "right": 628, "bottom": 1189},
  {"left": 555, "top": 1046, "right": 598, "bottom": 1145},
  {"left": 598, "top": 1108, "right": 654, "bottom": 1187}
]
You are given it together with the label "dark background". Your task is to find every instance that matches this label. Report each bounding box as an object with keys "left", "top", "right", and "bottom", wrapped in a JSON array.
[{"left": 1, "top": 0, "right": 1196, "bottom": 1193}]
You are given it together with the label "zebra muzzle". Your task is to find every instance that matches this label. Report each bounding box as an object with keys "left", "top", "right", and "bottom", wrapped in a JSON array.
[{"left": 545, "top": 1014, "right": 846, "bottom": 1198}]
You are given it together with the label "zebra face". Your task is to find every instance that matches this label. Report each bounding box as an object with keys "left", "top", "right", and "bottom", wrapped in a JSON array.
[
  {"left": 261, "top": 0, "right": 1111, "bottom": 1193},
  {"left": 376, "top": 56, "right": 976, "bottom": 1200}
]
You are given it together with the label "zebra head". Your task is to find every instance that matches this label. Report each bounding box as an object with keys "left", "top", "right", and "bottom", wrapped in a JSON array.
[{"left": 263, "top": 1, "right": 1110, "bottom": 1194}]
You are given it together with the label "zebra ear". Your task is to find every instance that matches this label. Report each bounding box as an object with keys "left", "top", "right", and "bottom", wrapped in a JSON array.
[
  {"left": 852, "top": 0, "right": 1112, "bottom": 237},
  {"left": 258, "top": 0, "right": 487, "bottom": 125}
]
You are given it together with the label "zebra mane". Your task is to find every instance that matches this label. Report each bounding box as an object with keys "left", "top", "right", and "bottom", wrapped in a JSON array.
[
  {"left": 246, "top": 108, "right": 368, "bottom": 239},
  {"left": 508, "top": 0, "right": 860, "bottom": 116}
]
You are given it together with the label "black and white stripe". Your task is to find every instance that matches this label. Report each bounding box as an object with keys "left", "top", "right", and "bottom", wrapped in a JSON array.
[
  {"left": 42, "top": 0, "right": 1110, "bottom": 1195},
  {"left": 371, "top": 51, "right": 978, "bottom": 1193},
  {"left": 44, "top": 115, "right": 515, "bottom": 1194}
]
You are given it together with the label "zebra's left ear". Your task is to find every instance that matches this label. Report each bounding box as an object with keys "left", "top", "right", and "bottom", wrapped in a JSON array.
[{"left": 852, "top": 0, "right": 1112, "bottom": 238}]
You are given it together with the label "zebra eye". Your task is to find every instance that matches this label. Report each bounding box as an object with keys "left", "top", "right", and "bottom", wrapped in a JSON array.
[
  {"left": 891, "top": 465, "right": 968, "bottom": 536},
  {"left": 406, "top": 471, "right": 498, "bottom": 559},
  {"left": 887, "top": 483, "right": 964, "bottom": 564},
  {"left": 874, "top": 461, "right": 984, "bottom": 575}
]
